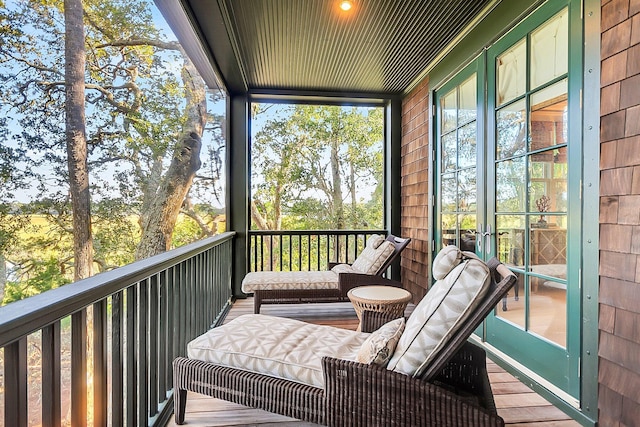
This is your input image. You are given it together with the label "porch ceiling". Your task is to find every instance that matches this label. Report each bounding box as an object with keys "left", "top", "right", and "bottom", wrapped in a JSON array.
[{"left": 177, "top": 0, "right": 495, "bottom": 96}]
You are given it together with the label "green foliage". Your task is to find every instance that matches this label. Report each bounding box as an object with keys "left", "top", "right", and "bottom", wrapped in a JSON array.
[
  {"left": 251, "top": 104, "right": 384, "bottom": 231},
  {"left": 3, "top": 257, "right": 71, "bottom": 305}
]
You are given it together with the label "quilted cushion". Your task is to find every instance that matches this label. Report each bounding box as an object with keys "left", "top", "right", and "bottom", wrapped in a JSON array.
[
  {"left": 188, "top": 314, "right": 368, "bottom": 388},
  {"left": 356, "top": 317, "right": 405, "bottom": 365},
  {"left": 351, "top": 238, "right": 395, "bottom": 275},
  {"left": 241, "top": 270, "right": 339, "bottom": 293},
  {"left": 387, "top": 251, "right": 491, "bottom": 377}
]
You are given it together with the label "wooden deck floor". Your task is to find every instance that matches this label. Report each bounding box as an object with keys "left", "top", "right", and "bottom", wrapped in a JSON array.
[{"left": 167, "top": 298, "right": 580, "bottom": 427}]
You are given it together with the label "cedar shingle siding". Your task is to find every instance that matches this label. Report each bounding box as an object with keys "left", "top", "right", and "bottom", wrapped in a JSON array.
[
  {"left": 400, "top": 78, "right": 431, "bottom": 301},
  {"left": 599, "top": 0, "right": 640, "bottom": 424}
]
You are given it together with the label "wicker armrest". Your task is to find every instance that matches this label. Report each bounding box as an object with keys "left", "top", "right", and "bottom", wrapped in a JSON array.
[
  {"left": 322, "top": 342, "right": 503, "bottom": 427},
  {"left": 360, "top": 310, "right": 401, "bottom": 332}
]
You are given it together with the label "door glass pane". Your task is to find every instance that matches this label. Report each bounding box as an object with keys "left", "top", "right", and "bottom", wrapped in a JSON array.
[
  {"left": 442, "top": 89, "right": 457, "bottom": 132},
  {"left": 530, "top": 278, "right": 566, "bottom": 347},
  {"left": 458, "top": 122, "right": 477, "bottom": 169},
  {"left": 496, "top": 215, "right": 525, "bottom": 328},
  {"left": 459, "top": 214, "right": 477, "bottom": 252},
  {"left": 530, "top": 146, "right": 568, "bottom": 213},
  {"left": 529, "top": 224, "right": 567, "bottom": 347},
  {"left": 441, "top": 173, "right": 457, "bottom": 211},
  {"left": 442, "top": 132, "right": 457, "bottom": 172},
  {"left": 530, "top": 8, "right": 568, "bottom": 89},
  {"left": 458, "top": 167, "right": 476, "bottom": 212},
  {"left": 497, "top": 38, "right": 526, "bottom": 105},
  {"left": 441, "top": 214, "right": 457, "bottom": 248},
  {"left": 459, "top": 75, "right": 477, "bottom": 124},
  {"left": 530, "top": 79, "right": 568, "bottom": 152},
  {"left": 497, "top": 99, "right": 526, "bottom": 159},
  {"left": 496, "top": 157, "right": 526, "bottom": 213}
]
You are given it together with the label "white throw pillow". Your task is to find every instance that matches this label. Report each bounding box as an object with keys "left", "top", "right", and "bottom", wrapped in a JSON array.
[
  {"left": 351, "top": 240, "right": 395, "bottom": 274},
  {"left": 356, "top": 317, "right": 405, "bottom": 366}
]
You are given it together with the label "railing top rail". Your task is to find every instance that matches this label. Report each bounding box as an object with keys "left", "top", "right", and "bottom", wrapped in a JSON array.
[
  {"left": 0, "top": 232, "right": 235, "bottom": 348},
  {"left": 248, "top": 229, "right": 387, "bottom": 236}
]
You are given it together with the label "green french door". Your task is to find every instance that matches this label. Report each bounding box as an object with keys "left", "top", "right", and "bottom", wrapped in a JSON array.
[{"left": 435, "top": 0, "right": 581, "bottom": 399}]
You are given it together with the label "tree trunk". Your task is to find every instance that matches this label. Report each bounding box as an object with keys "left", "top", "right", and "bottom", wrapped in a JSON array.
[
  {"left": 330, "top": 140, "right": 344, "bottom": 230},
  {"left": 0, "top": 253, "right": 6, "bottom": 304},
  {"left": 135, "top": 57, "right": 206, "bottom": 260},
  {"left": 65, "top": 0, "right": 93, "bottom": 280}
]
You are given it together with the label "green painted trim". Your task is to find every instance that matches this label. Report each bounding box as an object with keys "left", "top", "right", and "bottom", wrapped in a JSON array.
[
  {"left": 579, "top": 0, "right": 601, "bottom": 419},
  {"left": 229, "top": 94, "right": 249, "bottom": 297}
]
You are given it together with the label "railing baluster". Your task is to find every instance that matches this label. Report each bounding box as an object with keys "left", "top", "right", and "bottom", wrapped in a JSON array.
[
  {"left": 138, "top": 279, "right": 149, "bottom": 426},
  {"left": 149, "top": 274, "right": 159, "bottom": 417},
  {"left": 260, "top": 235, "right": 264, "bottom": 271},
  {"left": 5, "top": 337, "right": 27, "bottom": 427},
  {"left": 42, "top": 322, "right": 61, "bottom": 427},
  {"left": 112, "top": 292, "right": 124, "bottom": 427},
  {"left": 71, "top": 309, "right": 87, "bottom": 426},
  {"left": 126, "top": 285, "right": 137, "bottom": 426},
  {"left": 167, "top": 267, "right": 176, "bottom": 389},
  {"left": 159, "top": 269, "right": 168, "bottom": 399},
  {"left": 93, "top": 300, "right": 108, "bottom": 427}
]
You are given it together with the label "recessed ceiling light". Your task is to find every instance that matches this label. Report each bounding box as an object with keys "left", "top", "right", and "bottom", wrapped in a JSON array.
[{"left": 339, "top": 1, "right": 353, "bottom": 12}]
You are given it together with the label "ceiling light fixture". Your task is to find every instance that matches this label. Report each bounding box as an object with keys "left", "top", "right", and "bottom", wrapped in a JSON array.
[{"left": 339, "top": 1, "right": 353, "bottom": 12}]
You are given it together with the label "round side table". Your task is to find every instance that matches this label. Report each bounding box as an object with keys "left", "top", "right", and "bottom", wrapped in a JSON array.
[{"left": 347, "top": 286, "right": 412, "bottom": 331}]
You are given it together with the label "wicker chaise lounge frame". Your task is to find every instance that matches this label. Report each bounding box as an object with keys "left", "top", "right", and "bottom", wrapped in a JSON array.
[
  {"left": 250, "top": 234, "right": 411, "bottom": 314},
  {"left": 173, "top": 258, "right": 516, "bottom": 426}
]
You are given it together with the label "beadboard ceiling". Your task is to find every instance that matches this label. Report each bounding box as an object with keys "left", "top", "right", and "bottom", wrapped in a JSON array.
[{"left": 175, "top": 0, "right": 496, "bottom": 95}]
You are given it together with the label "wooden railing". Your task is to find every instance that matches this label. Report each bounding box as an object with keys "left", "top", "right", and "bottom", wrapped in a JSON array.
[
  {"left": 0, "top": 232, "right": 235, "bottom": 427},
  {"left": 248, "top": 230, "right": 387, "bottom": 272}
]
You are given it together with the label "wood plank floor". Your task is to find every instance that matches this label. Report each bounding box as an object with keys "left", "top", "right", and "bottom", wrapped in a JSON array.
[{"left": 167, "top": 298, "right": 580, "bottom": 427}]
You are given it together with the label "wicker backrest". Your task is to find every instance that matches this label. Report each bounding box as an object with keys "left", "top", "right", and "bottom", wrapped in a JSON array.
[
  {"left": 419, "top": 257, "right": 516, "bottom": 381},
  {"left": 372, "top": 234, "right": 411, "bottom": 276}
]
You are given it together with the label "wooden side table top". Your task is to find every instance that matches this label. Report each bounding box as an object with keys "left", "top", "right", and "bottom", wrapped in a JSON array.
[{"left": 348, "top": 286, "right": 412, "bottom": 304}]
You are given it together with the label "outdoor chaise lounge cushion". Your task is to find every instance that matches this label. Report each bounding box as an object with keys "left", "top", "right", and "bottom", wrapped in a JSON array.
[
  {"left": 387, "top": 246, "right": 491, "bottom": 377},
  {"left": 350, "top": 235, "right": 395, "bottom": 274},
  {"left": 355, "top": 317, "right": 405, "bottom": 365},
  {"left": 241, "top": 270, "right": 340, "bottom": 293},
  {"left": 187, "top": 314, "right": 367, "bottom": 388},
  {"left": 241, "top": 234, "right": 395, "bottom": 293}
]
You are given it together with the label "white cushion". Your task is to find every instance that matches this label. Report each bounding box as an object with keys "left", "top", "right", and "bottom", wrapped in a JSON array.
[
  {"left": 331, "top": 263, "right": 357, "bottom": 274},
  {"left": 188, "top": 314, "right": 368, "bottom": 388},
  {"left": 241, "top": 270, "right": 339, "bottom": 293},
  {"left": 351, "top": 240, "right": 395, "bottom": 275},
  {"left": 356, "top": 317, "right": 405, "bottom": 366},
  {"left": 387, "top": 250, "right": 491, "bottom": 377}
]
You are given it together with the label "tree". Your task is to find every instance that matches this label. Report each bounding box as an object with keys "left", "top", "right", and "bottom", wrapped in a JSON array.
[
  {"left": 251, "top": 104, "right": 383, "bottom": 232},
  {"left": 0, "top": 0, "right": 224, "bottom": 301}
]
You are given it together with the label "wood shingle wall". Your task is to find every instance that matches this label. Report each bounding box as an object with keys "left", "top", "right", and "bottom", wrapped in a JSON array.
[
  {"left": 400, "top": 78, "right": 431, "bottom": 301},
  {"left": 599, "top": 0, "right": 640, "bottom": 424}
]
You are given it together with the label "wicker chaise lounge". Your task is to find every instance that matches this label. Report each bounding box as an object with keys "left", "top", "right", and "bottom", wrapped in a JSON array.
[
  {"left": 242, "top": 234, "right": 411, "bottom": 313},
  {"left": 173, "top": 247, "right": 517, "bottom": 426}
]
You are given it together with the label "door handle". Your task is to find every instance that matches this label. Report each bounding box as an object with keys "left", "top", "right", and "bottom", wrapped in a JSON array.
[{"left": 483, "top": 224, "right": 495, "bottom": 254}]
